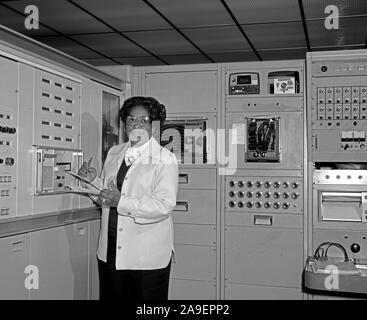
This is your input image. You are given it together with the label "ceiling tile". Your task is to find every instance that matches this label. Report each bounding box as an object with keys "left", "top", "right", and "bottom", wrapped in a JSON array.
[
  {"left": 4, "top": 0, "right": 111, "bottom": 34},
  {"left": 225, "top": 0, "right": 302, "bottom": 24},
  {"left": 123, "top": 30, "right": 200, "bottom": 55},
  {"left": 33, "top": 35, "right": 105, "bottom": 59},
  {"left": 0, "top": 3, "right": 56, "bottom": 36},
  {"left": 148, "top": 0, "right": 233, "bottom": 28},
  {"left": 303, "top": 0, "right": 367, "bottom": 20},
  {"left": 209, "top": 50, "right": 258, "bottom": 63},
  {"left": 243, "top": 22, "right": 306, "bottom": 50},
  {"left": 115, "top": 56, "right": 164, "bottom": 66},
  {"left": 307, "top": 16, "right": 367, "bottom": 47},
  {"left": 80, "top": 58, "right": 120, "bottom": 66},
  {"left": 182, "top": 26, "right": 251, "bottom": 52},
  {"left": 73, "top": 0, "right": 171, "bottom": 31},
  {"left": 72, "top": 33, "right": 151, "bottom": 57},
  {"left": 258, "top": 47, "right": 308, "bottom": 60},
  {"left": 159, "top": 54, "right": 210, "bottom": 65}
]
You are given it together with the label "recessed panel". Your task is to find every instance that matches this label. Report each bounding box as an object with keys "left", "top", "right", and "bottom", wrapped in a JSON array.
[
  {"left": 124, "top": 30, "right": 200, "bottom": 55},
  {"left": 73, "top": 0, "right": 171, "bottom": 31},
  {"left": 209, "top": 51, "right": 258, "bottom": 63},
  {"left": 115, "top": 56, "right": 163, "bottom": 66},
  {"left": 72, "top": 33, "right": 151, "bottom": 57},
  {"left": 226, "top": 0, "right": 302, "bottom": 24},
  {"left": 150, "top": 0, "right": 233, "bottom": 28},
  {"left": 243, "top": 22, "right": 306, "bottom": 50},
  {"left": 0, "top": 4, "right": 56, "bottom": 36},
  {"left": 5, "top": 0, "right": 111, "bottom": 34},
  {"left": 308, "top": 16, "right": 367, "bottom": 48},
  {"left": 303, "top": 0, "right": 367, "bottom": 19},
  {"left": 259, "top": 48, "right": 308, "bottom": 61},
  {"left": 34, "top": 36, "right": 104, "bottom": 59},
  {"left": 160, "top": 54, "right": 210, "bottom": 65},
  {"left": 183, "top": 26, "right": 251, "bottom": 52}
]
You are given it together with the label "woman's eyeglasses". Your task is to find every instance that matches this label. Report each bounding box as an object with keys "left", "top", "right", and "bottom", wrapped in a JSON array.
[{"left": 125, "top": 115, "right": 151, "bottom": 126}]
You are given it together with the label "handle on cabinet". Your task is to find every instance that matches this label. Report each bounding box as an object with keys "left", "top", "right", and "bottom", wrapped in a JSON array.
[
  {"left": 254, "top": 215, "right": 273, "bottom": 226},
  {"left": 11, "top": 240, "right": 24, "bottom": 252},
  {"left": 179, "top": 174, "right": 189, "bottom": 184},
  {"left": 174, "top": 201, "right": 189, "bottom": 212}
]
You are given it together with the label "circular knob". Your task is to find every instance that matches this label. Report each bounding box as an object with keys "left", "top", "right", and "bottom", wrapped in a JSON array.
[
  {"left": 292, "top": 182, "right": 299, "bottom": 188},
  {"left": 273, "top": 202, "right": 280, "bottom": 209},
  {"left": 5, "top": 157, "right": 14, "bottom": 166},
  {"left": 283, "top": 182, "right": 289, "bottom": 188},
  {"left": 273, "top": 192, "right": 280, "bottom": 199},
  {"left": 247, "top": 191, "right": 253, "bottom": 198},
  {"left": 238, "top": 201, "right": 244, "bottom": 208},
  {"left": 0, "top": 159, "right": 3, "bottom": 164},
  {"left": 282, "top": 192, "right": 289, "bottom": 199},
  {"left": 273, "top": 182, "right": 280, "bottom": 188},
  {"left": 351, "top": 243, "right": 360, "bottom": 253},
  {"left": 229, "top": 201, "right": 236, "bottom": 208},
  {"left": 282, "top": 202, "right": 290, "bottom": 209},
  {"left": 246, "top": 201, "right": 253, "bottom": 208},
  {"left": 237, "top": 180, "right": 244, "bottom": 188},
  {"left": 291, "top": 192, "right": 299, "bottom": 199},
  {"left": 229, "top": 191, "right": 235, "bottom": 197},
  {"left": 264, "top": 192, "right": 271, "bottom": 198},
  {"left": 255, "top": 191, "right": 262, "bottom": 198},
  {"left": 255, "top": 202, "right": 262, "bottom": 208},
  {"left": 229, "top": 181, "right": 236, "bottom": 187},
  {"left": 255, "top": 181, "right": 262, "bottom": 188},
  {"left": 247, "top": 181, "right": 253, "bottom": 188},
  {"left": 238, "top": 191, "right": 244, "bottom": 198},
  {"left": 264, "top": 202, "right": 271, "bottom": 209},
  {"left": 264, "top": 181, "right": 271, "bottom": 188}
]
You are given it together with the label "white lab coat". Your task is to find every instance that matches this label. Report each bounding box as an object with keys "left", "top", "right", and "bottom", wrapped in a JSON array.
[{"left": 93, "top": 137, "right": 178, "bottom": 270}]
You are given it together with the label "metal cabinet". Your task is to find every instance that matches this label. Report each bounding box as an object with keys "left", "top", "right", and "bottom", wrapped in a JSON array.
[
  {"left": 0, "top": 233, "right": 30, "bottom": 299},
  {"left": 29, "top": 222, "right": 89, "bottom": 299}
]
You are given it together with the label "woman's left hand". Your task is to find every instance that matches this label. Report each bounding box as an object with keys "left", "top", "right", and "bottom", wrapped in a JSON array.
[{"left": 98, "top": 181, "right": 121, "bottom": 207}]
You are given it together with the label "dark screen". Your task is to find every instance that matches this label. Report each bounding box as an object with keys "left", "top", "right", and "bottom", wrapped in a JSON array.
[{"left": 237, "top": 75, "right": 251, "bottom": 84}]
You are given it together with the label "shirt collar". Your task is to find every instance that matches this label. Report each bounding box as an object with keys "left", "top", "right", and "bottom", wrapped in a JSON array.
[{"left": 125, "top": 137, "right": 153, "bottom": 165}]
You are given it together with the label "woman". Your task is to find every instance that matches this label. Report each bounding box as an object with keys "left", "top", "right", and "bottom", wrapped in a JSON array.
[{"left": 79, "top": 96, "right": 178, "bottom": 300}]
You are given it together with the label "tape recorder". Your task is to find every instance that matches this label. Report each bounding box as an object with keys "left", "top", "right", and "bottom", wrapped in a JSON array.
[{"left": 229, "top": 72, "right": 260, "bottom": 95}]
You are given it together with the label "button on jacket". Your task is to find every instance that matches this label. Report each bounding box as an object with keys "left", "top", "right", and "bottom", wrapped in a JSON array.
[{"left": 93, "top": 137, "right": 178, "bottom": 270}]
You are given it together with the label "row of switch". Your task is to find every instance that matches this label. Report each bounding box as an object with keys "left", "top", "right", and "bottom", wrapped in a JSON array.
[
  {"left": 317, "top": 104, "right": 367, "bottom": 120},
  {"left": 0, "top": 126, "right": 16, "bottom": 134},
  {"left": 0, "top": 176, "right": 12, "bottom": 183},
  {"left": 229, "top": 190, "right": 299, "bottom": 199},
  {"left": 317, "top": 87, "right": 367, "bottom": 104},
  {"left": 228, "top": 200, "right": 291, "bottom": 209},
  {"left": 229, "top": 180, "right": 299, "bottom": 189}
]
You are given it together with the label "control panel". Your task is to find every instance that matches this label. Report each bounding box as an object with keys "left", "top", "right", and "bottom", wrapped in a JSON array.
[
  {"left": 229, "top": 72, "right": 260, "bottom": 95},
  {"left": 225, "top": 176, "right": 303, "bottom": 213},
  {"left": 0, "top": 56, "right": 18, "bottom": 219}
]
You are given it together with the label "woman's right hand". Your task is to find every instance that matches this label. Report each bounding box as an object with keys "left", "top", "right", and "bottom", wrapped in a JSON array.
[{"left": 78, "top": 157, "right": 97, "bottom": 182}]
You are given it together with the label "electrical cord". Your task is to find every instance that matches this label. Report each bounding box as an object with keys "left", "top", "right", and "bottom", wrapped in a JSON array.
[{"left": 314, "top": 242, "right": 349, "bottom": 262}]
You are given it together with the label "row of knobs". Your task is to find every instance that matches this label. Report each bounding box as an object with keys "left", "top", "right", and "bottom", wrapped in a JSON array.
[
  {"left": 229, "top": 201, "right": 291, "bottom": 209},
  {"left": 0, "top": 126, "right": 16, "bottom": 134},
  {"left": 229, "top": 190, "right": 299, "bottom": 199},
  {"left": 229, "top": 180, "right": 299, "bottom": 189}
]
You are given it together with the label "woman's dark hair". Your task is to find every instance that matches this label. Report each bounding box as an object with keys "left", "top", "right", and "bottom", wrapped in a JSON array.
[{"left": 119, "top": 96, "right": 166, "bottom": 126}]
